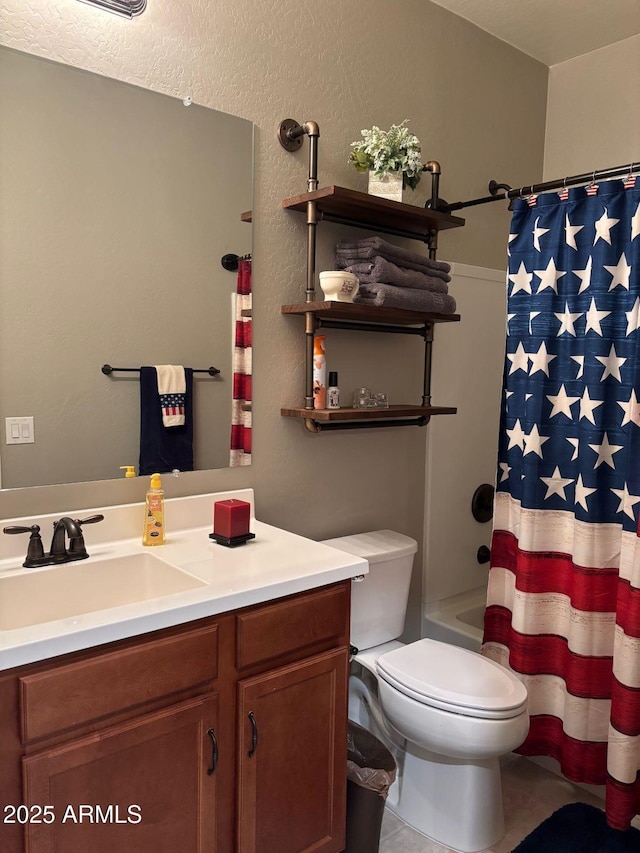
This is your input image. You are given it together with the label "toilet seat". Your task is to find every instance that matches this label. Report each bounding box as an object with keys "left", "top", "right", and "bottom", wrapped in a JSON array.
[{"left": 376, "top": 638, "right": 527, "bottom": 720}]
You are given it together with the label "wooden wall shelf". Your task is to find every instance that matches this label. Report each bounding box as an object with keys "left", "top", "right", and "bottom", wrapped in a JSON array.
[
  {"left": 282, "top": 301, "right": 460, "bottom": 327},
  {"left": 282, "top": 185, "right": 464, "bottom": 241},
  {"left": 281, "top": 405, "right": 457, "bottom": 421},
  {"left": 279, "top": 150, "right": 463, "bottom": 431}
]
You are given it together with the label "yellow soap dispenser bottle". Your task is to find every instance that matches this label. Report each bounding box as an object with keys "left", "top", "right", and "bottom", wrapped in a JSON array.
[{"left": 143, "top": 473, "right": 165, "bottom": 545}]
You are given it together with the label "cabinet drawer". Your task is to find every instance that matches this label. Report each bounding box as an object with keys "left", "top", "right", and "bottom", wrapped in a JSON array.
[
  {"left": 20, "top": 622, "right": 218, "bottom": 742},
  {"left": 237, "top": 582, "right": 349, "bottom": 670}
]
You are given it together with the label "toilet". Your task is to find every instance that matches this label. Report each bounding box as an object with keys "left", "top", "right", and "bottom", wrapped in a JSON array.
[{"left": 321, "top": 530, "right": 528, "bottom": 853}]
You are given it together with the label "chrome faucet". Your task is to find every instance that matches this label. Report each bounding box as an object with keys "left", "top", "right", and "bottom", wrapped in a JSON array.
[{"left": 4, "top": 514, "right": 105, "bottom": 568}]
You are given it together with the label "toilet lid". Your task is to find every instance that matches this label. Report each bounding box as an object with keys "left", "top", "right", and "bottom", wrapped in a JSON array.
[{"left": 376, "top": 639, "right": 527, "bottom": 719}]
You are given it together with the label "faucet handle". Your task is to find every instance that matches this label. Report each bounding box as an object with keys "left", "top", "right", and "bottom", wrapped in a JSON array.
[
  {"left": 3, "top": 524, "right": 48, "bottom": 568},
  {"left": 74, "top": 515, "right": 105, "bottom": 526},
  {"left": 3, "top": 524, "right": 38, "bottom": 535}
]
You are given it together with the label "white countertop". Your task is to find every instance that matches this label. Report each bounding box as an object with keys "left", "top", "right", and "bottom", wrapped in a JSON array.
[{"left": 0, "top": 489, "right": 367, "bottom": 670}]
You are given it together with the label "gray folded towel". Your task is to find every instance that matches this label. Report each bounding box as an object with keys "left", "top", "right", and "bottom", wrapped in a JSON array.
[
  {"left": 335, "top": 236, "right": 451, "bottom": 281},
  {"left": 345, "top": 257, "right": 449, "bottom": 293},
  {"left": 354, "top": 282, "right": 457, "bottom": 313}
]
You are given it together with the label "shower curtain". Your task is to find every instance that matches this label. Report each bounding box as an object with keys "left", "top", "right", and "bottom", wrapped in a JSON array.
[
  {"left": 229, "top": 257, "right": 252, "bottom": 466},
  {"left": 482, "top": 178, "right": 640, "bottom": 829}
]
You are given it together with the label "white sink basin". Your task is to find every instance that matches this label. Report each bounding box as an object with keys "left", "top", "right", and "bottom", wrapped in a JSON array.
[{"left": 0, "top": 553, "right": 206, "bottom": 630}]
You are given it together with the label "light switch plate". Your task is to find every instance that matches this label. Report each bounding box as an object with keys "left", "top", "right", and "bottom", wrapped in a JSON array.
[{"left": 5, "top": 416, "right": 35, "bottom": 444}]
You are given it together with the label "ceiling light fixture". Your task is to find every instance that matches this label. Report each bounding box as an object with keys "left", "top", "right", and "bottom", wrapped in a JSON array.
[{"left": 76, "top": 0, "right": 146, "bottom": 18}]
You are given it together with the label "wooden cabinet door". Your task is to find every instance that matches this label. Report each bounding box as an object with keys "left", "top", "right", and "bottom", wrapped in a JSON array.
[
  {"left": 23, "top": 693, "right": 220, "bottom": 853},
  {"left": 237, "top": 648, "right": 348, "bottom": 853}
]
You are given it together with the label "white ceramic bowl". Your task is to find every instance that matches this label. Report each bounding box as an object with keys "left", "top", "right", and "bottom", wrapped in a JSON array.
[{"left": 319, "top": 270, "right": 359, "bottom": 302}]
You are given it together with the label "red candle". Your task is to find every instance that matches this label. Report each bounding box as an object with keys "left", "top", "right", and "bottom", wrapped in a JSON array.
[{"left": 214, "top": 499, "right": 251, "bottom": 539}]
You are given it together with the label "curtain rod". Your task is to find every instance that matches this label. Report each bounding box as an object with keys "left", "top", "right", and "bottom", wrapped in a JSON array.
[{"left": 442, "top": 160, "right": 639, "bottom": 213}]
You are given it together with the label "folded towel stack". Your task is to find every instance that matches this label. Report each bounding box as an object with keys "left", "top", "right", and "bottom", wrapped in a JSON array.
[
  {"left": 354, "top": 283, "right": 457, "bottom": 313},
  {"left": 334, "top": 235, "right": 456, "bottom": 313}
]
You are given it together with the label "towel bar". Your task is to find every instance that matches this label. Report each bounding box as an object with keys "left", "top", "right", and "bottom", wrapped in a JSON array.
[{"left": 101, "top": 364, "right": 221, "bottom": 376}]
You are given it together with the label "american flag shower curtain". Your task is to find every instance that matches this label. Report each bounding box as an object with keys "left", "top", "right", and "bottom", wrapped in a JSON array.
[
  {"left": 482, "top": 178, "right": 640, "bottom": 829},
  {"left": 229, "top": 257, "right": 252, "bottom": 466}
]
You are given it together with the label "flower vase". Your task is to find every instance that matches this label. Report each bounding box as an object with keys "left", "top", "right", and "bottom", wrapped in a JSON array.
[{"left": 368, "top": 170, "right": 403, "bottom": 202}]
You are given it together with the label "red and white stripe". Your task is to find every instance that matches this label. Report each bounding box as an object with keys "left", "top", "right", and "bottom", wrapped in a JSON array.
[
  {"left": 230, "top": 258, "right": 252, "bottom": 466},
  {"left": 482, "top": 492, "right": 640, "bottom": 829}
]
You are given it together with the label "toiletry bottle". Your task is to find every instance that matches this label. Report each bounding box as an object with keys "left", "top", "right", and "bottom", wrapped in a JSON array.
[
  {"left": 120, "top": 466, "right": 136, "bottom": 478},
  {"left": 327, "top": 371, "right": 340, "bottom": 409},
  {"left": 313, "top": 335, "right": 327, "bottom": 409},
  {"left": 143, "top": 473, "right": 165, "bottom": 545}
]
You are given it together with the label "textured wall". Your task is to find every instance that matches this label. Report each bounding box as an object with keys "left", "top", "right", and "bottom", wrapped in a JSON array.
[
  {"left": 544, "top": 35, "right": 640, "bottom": 179},
  {"left": 0, "top": 0, "right": 547, "bottom": 638}
]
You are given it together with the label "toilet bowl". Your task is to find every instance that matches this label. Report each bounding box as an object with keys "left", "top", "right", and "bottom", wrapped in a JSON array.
[{"left": 321, "top": 530, "right": 529, "bottom": 853}]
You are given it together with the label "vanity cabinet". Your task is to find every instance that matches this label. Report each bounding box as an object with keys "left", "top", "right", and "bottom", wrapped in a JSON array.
[
  {"left": 237, "top": 650, "right": 347, "bottom": 853},
  {"left": 22, "top": 694, "right": 220, "bottom": 853},
  {"left": 0, "top": 580, "right": 350, "bottom": 853},
  {"left": 235, "top": 581, "right": 350, "bottom": 853},
  {"left": 10, "top": 617, "right": 230, "bottom": 853}
]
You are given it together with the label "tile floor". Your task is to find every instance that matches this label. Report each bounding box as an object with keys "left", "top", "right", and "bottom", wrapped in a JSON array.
[{"left": 378, "top": 754, "right": 626, "bottom": 852}]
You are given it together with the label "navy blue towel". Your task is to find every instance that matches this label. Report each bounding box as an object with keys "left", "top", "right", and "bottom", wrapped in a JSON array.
[{"left": 139, "top": 366, "right": 194, "bottom": 476}]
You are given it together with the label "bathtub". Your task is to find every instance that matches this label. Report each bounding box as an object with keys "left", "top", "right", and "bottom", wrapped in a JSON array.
[{"left": 422, "top": 585, "right": 487, "bottom": 651}]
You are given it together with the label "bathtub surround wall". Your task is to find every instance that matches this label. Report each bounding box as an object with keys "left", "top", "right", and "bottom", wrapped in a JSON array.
[
  {"left": 1, "top": 0, "right": 547, "bottom": 639},
  {"left": 422, "top": 263, "right": 506, "bottom": 637}
]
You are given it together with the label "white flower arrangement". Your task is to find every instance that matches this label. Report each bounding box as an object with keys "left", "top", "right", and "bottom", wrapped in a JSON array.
[{"left": 349, "top": 121, "right": 423, "bottom": 190}]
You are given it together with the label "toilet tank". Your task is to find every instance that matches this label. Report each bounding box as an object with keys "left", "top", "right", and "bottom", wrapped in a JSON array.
[{"left": 320, "top": 530, "right": 418, "bottom": 652}]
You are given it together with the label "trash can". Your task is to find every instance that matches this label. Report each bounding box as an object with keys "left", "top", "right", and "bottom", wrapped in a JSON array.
[{"left": 345, "top": 720, "right": 397, "bottom": 853}]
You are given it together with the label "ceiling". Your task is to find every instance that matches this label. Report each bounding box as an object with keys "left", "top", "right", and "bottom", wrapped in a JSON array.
[{"left": 428, "top": 0, "right": 640, "bottom": 66}]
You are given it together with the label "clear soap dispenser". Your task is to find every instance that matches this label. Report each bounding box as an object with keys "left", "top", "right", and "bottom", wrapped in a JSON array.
[{"left": 143, "top": 473, "right": 165, "bottom": 545}]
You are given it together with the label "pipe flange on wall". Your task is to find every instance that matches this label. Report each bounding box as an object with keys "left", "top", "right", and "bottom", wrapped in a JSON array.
[
  {"left": 471, "top": 483, "right": 495, "bottom": 523},
  {"left": 278, "top": 119, "right": 304, "bottom": 151}
]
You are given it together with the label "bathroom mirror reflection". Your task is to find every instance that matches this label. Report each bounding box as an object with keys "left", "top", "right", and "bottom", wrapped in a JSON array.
[{"left": 0, "top": 46, "right": 253, "bottom": 489}]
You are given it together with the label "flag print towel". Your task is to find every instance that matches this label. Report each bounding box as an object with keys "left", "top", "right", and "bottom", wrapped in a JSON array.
[
  {"left": 156, "top": 365, "right": 186, "bottom": 427},
  {"left": 139, "top": 367, "right": 194, "bottom": 476}
]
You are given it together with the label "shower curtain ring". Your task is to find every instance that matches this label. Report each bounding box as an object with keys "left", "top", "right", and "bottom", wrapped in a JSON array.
[{"left": 624, "top": 164, "right": 637, "bottom": 189}]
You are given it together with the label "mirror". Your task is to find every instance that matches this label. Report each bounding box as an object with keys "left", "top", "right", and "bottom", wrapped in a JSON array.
[{"left": 0, "top": 46, "right": 253, "bottom": 489}]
